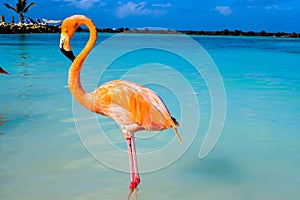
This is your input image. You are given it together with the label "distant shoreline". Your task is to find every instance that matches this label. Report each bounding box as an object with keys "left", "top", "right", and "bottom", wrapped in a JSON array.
[
  {"left": 0, "top": 23, "right": 60, "bottom": 34},
  {"left": 1, "top": 23, "right": 299, "bottom": 38}
]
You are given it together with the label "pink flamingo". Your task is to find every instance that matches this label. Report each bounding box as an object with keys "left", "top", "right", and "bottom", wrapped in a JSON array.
[{"left": 59, "top": 15, "right": 182, "bottom": 191}]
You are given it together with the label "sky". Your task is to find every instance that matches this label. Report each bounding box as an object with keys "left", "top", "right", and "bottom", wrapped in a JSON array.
[{"left": 1, "top": 0, "right": 300, "bottom": 32}]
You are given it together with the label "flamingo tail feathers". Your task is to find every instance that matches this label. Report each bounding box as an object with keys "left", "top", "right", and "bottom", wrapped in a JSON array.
[{"left": 171, "top": 117, "right": 183, "bottom": 144}]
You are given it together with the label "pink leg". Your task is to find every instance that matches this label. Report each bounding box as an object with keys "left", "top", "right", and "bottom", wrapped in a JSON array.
[
  {"left": 131, "top": 137, "right": 140, "bottom": 185},
  {"left": 127, "top": 138, "right": 137, "bottom": 191}
]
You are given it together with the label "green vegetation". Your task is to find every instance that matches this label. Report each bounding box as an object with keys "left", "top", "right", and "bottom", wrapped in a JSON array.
[{"left": 4, "top": 0, "right": 36, "bottom": 24}]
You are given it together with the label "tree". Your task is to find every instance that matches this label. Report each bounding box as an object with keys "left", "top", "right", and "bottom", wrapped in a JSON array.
[
  {"left": 4, "top": 0, "right": 36, "bottom": 24},
  {"left": 1, "top": 14, "right": 5, "bottom": 23}
]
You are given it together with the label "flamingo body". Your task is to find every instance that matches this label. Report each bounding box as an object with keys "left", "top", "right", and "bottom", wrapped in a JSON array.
[
  {"left": 92, "top": 80, "right": 180, "bottom": 137},
  {"left": 59, "top": 15, "right": 182, "bottom": 191}
]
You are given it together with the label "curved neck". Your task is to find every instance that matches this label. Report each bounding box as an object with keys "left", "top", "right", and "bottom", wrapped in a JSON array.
[{"left": 68, "top": 18, "right": 97, "bottom": 112}]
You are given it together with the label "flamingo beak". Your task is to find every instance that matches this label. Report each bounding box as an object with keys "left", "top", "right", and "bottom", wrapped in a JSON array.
[
  {"left": 60, "top": 33, "right": 76, "bottom": 62},
  {"left": 0, "top": 67, "right": 9, "bottom": 75}
]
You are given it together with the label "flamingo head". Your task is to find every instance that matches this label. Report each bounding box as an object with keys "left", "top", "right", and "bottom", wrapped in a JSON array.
[{"left": 60, "top": 15, "right": 84, "bottom": 62}]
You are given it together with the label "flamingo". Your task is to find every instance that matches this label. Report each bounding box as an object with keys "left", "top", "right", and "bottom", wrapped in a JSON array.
[
  {"left": 59, "top": 15, "right": 182, "bottom": 191},
  {"left": 0, "top": 67, "right": 9, "bottom": 75}
]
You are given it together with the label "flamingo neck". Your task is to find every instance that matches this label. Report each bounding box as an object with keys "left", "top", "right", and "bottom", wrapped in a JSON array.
[{"left": 68, "top": 17, "right": 97, "bottom": 112}]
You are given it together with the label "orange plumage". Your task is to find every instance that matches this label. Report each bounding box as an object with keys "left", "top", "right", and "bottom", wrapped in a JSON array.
[{"left": 92, "top": 80, "right": 181, "bottom": 139}]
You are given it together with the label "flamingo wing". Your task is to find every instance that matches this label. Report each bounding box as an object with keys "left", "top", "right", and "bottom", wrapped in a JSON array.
[
  {"left": 92, "top": 80, "right": 182, "bottom": 142},
  {"left": 127, "top": 85, "right": 173, "bottom": 131}
]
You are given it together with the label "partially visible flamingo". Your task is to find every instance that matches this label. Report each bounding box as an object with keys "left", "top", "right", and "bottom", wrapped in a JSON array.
[
  {"left": 59, "top": 15, "right": 182, "bottom": 191},
  {"left": 0, "top": 67, "right": 9, "bottom": 75}
]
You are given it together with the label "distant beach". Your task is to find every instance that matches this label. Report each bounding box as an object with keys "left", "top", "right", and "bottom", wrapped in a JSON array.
[
  {"left": 0, "top": 23, "right": 60, "bottom": 34},
  {"left": 0, "top": 22, "right": 300, "bottom": 38}
]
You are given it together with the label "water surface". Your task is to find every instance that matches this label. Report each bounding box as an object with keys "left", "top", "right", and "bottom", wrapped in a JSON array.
[{"left": 0, "top": 33, "right": 300, "bottom": 200}]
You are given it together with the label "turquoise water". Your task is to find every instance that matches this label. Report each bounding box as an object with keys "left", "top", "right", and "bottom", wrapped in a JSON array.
[{"left": 1, "top": 33, "right": 300, "bottom": 200}]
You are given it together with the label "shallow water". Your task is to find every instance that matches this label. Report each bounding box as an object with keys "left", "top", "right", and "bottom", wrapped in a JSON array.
[{"left": 1, "top": 33, "right": 300, "bottom": 200}]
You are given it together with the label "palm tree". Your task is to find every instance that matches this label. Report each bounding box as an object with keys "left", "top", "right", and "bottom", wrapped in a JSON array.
[{"left": 4, "top": 0, "right": 36, "bottom": 24}]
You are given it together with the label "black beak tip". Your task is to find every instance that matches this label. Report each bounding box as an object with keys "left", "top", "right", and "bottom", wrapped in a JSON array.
[{"left": 60, "top": 48, "right": 76, "bottom": 62}]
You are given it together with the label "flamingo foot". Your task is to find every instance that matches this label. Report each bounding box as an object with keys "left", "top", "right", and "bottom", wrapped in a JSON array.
[
  {"left": 135, "top": 177, "right": 141, "bottom": 185},
  {"left": 129, "top": 177, "right": 141, "bottom": 191},
  {"left": 129, "top": 181, "right": 138, "bottom": 191}
]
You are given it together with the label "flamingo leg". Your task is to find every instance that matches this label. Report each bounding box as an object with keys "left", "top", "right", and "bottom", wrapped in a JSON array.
[
  {"left": 126, "top": 138, "right": 134, "bottom": 184},
  {"left": 126, "top": 136, "right": 140, "bottom": 191},
  {"left": 131, "top": 137, "right": 140, "bottom": 185},
  {"left": 126, "top": 138, "right": 136, "bottom": 191}
]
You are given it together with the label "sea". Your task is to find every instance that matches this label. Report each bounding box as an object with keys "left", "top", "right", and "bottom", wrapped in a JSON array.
[{"left": 0, "top": 33, "right": 299, "bottom": 200}]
